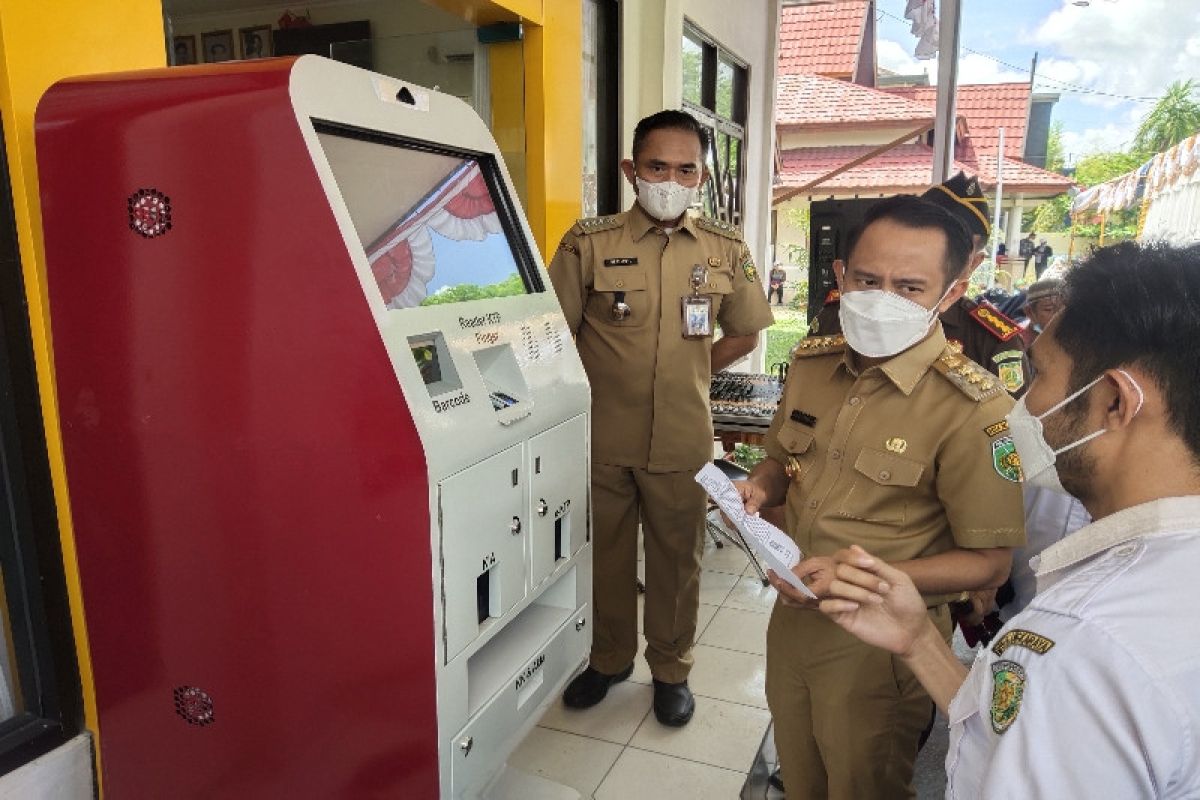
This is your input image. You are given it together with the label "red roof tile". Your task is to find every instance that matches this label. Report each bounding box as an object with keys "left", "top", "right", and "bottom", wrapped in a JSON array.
[
  {"left": 779, "top": 0, "right": 869, "bottom": 77},
  {"left": 775, "top": 143, "right": 1074, "bottom": 197},
  {"left": 884, "top": 83, "right": 1032, "bottom": 159},
  {"left": 776, "top": 72, "right": 934, "bottom": 128}
]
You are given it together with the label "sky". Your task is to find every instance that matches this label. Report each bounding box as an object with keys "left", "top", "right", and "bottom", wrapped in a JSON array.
[{"left": 874, "top": 0, "right": 1200, "bottom": 166}]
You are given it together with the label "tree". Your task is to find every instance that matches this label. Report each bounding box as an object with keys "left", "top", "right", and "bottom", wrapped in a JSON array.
[
  {"left": 1044, "top": 121, "right": 1065, "bottom": 173},
  {"left": 1134, "top": 79, "right": 1200, "bottom": 156}
]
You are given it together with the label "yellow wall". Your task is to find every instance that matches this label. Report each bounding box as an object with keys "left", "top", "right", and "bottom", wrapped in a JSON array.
[{"left": 0, "top": 0, "right": 167, "bottom": 789}]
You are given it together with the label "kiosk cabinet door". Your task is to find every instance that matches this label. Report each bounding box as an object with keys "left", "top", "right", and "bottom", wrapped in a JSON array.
[
  {"left": 440, "top": 445, "right": 528, "bottom": 662},
  {"left": 527, "top": 415, "right": 589, "bottom": 588}
]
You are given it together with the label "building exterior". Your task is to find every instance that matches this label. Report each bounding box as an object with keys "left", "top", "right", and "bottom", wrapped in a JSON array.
[{"left": 773, "top": 0, "right": 1073, "bottom": 275}]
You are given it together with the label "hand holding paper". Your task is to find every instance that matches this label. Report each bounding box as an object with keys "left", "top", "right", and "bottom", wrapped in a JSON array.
[{"left": 695, "top": 463, "right": 817, "bottom": 599}]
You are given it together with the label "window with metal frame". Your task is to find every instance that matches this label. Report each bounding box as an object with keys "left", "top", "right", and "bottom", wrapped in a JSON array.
[
  {"left": 681, "top": 22, "right": 748, "bottom": 228},
  {"left": 0, "top": 118, "right": 83, "bottom": 778}
]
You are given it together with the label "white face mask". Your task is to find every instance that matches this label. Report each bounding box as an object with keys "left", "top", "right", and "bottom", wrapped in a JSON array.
[
  {"left": 838, "top": 285, "right": 953, "bottom": 358},
  {"left": 635, "top": 177, "right": 698, "bottom": 222},
  {"left": 1005, "top": 369, "right": 1144, "bottom": 493}
]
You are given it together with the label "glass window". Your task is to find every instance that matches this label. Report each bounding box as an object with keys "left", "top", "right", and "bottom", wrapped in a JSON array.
[
  {"left": 682, "top": 22, "right": 748, "bottom": 228},
  {"left": 315, "top": 126, "right": 537, "bottom": 309},
  {"left": 716, "top": 57, "right": 735, "bottom": 120},
  {"left": 682, "top": 34, "right": 704, "bottom": 107}
]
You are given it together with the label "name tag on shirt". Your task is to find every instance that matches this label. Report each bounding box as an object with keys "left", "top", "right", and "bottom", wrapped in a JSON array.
[{"left": 603, "top": 257, "right": 638, "bottom": 267}]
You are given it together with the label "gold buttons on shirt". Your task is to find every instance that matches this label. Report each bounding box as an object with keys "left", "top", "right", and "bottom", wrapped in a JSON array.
[
  {"left": 849, "top": 396, "right": 861, "bottom": 406},
  {"left": 809, "top": 499, "right": 818, "bottom": 509},
  {"left": 615, "top": 280, "right": 625, "bottom": 288},
  {"left": 830, "top": 450, "right": 842, "bottom": 460},
  {"left": 879, "top": 470, "right": 892, "bottom": 481}
]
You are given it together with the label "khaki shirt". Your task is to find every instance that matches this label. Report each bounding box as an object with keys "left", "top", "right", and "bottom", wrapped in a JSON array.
[
  {"left": 765, "top": 324, "right": 1025, "bottom": 603},
  {"left": 549, "top": 204, "right": 774, "bottom": 472}
]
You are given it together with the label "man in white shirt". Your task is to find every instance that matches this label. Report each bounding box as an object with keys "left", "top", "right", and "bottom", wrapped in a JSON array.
[{"left": 767, "top": 241, "right": 1200, "bottom": 797}]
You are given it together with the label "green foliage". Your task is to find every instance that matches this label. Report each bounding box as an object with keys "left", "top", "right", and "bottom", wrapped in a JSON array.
[
  {"left": 1045, "top": 121, "right": 1065, "bottom": 173},
  {"left": 729, "top": 443, "right": 766, "bottom": 472},
  {"left": 1073, "top": 150, "right": 1143, "bottom": 186},
  {"left": 765, "top": 306, "right": 809, "bottom": 370},
  {"left": 781, "top": 206, "right": 811, "bottom": 269},
  {"left": 420, "top": 273, "right": 526, "bottom": 306},
  {"left": 1134, "top": 79, "right": 1200, "bottom": 156}
]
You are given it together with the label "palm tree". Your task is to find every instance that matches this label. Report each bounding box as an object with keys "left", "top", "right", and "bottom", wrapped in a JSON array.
[{"left": 1133, "top": 80, "right": 1200, "bottom": 156}]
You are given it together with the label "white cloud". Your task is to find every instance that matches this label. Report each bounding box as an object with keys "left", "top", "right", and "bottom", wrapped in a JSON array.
[
  {"left": 879, "top": 39, "right": 1037, "bottom": 86},
  {"left": 1033, "top": 0, "right": 1200, "bottom": 102},
  {"left": 1060, "top": 124, "right": 1135, "bottom": 163}
]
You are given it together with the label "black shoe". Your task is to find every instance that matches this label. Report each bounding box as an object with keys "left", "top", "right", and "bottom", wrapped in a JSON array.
[
  {"left": 768, "top": 766, "right": 785, "bottom": 792},
  {"left": 652, "top": 679, "right": 695, "bottom": 726},
  {"left": 562, "top": 664, "right": 634, "bottom": 709}
]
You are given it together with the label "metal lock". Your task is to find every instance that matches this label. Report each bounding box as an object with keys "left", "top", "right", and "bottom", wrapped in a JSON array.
[
  {"left": 459, "top": 736, "right": 473, "bottom": 757},
  {"left": 575, "top": 617, "right": 586, "bottom": 632},
  {"left": 537, "top": 499, "right": 549, "bottom": 517},
  {"left": 510, "top": 516, "right": 522, "bottom": 535}
]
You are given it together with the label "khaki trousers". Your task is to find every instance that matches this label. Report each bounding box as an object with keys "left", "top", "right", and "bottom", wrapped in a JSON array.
[
  {"left": 765, "top": 602, "right": 953, "bottom": 800},
  {"left": 589, "top": 463, "right": 706, "bottom": 684}
]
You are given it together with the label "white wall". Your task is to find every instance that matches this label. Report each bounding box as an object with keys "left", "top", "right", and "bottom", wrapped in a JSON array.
[{"left": 0, "top": 735, "right": 93, "bottom": 799}]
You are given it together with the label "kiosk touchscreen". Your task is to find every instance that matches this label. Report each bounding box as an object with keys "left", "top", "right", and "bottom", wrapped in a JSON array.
[{"left": 36, "top": 56, "right": 591, "bottom": 798}]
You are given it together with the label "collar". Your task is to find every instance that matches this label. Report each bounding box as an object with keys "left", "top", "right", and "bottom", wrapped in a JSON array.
[
  {"left": 1034, "top": 495, "right": 1200, "bottom": 576},
  {"left": 838, "top": 322, "right": 948, "bottom": 395},
  {"left": 627, "top": 202, "right": 698, "bottom": 242}
]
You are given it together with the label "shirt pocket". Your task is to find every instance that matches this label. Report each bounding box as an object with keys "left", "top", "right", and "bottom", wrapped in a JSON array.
[
  {"left": 702, "top": 271, "right": 735, "bottom": 316},
  {"left": 776, "top": 422, "right": 816, "bottom": 481},
  {"left": 837, "top": 447, "right": 925, "bottom": 525},
  {"left": 588, "top": 268, "right": 650, "bottom": 328}
]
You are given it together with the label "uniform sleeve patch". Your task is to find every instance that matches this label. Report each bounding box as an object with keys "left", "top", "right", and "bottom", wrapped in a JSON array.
[
  {"left": 990, "top": 660, "right": 1026, "bottom": 734},
  {"left": 992, "top": 436, "right": 1022, "bottom": 482},
  {"left": 983, "top": 420, "right": 1009, "bottom": 437},
  {"left": 991, "top": 349, "right": 1023, "bottom": 364},
  {"left": 558, "top": 241, "right": 578, "bottom": 255},
  {"left": 992, "top": 629, "right": 1055, "bottom": 657},
  {"left": 998, "top": 360, "right": 1026, "bottom": 393}
]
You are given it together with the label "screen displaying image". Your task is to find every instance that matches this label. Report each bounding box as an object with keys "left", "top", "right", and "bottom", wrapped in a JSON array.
[{"left": 315, "top": 126, "right": 531, "bottom": 309}]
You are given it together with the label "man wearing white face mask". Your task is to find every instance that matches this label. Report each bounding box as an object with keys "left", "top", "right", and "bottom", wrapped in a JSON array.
[
  {"left": 549, "top": 111, "right": 773, "bottom": 726},
  {"left": 736, "top": 195, "right": 1025, "bottom": 799},
  {"left": 818, "top": 240, "right": 1200, "bottom": 798}
]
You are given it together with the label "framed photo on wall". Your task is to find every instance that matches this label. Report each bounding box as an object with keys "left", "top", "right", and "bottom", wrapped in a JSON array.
[
  {"left": 202, "top": 30, "right": 235, "bottom": 63},
  {"left": 239, "top": 25, "right": 272, "bottom": 59},
  {"left": 172, "top": 35, "right": 197, "bottom": 66}
]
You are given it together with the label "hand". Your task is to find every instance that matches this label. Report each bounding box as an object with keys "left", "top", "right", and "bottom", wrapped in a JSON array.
[
  {"left": 731, "top": 479, "right": 768, "bottom": 516},
  {"left": 766, "top": 555, "right": 836, "bottom": 610},
  {"left": 962, "top": 588, "right": 998, "bottom": 626},
  {"left": 818, "top": 545, "right": 930, "bottom": 656}
]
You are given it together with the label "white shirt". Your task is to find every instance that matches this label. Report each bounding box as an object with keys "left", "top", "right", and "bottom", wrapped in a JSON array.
[
  {"left": 999, "top": 487, "right": 1091, "bottom": 622},
  {"left": 945, "top": 496, "right": 1200, "bottom": 799}
]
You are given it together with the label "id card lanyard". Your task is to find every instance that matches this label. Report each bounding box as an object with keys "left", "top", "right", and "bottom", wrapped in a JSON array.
[{"left": 681, "top": 264, "right": 713, "bottom": 339}]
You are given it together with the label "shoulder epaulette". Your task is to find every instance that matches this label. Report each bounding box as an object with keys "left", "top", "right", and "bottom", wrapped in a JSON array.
[
  {"left": 790, "top": 334, "right": 846, "bottom": 359},
  {"left": 969, "top": 300, "right": 1022, "bottom": 342},
  {"left": 573, "top": 213, "right": 625, "bottom": 235},
  {"left": 932, "top": 346, "right": 1007, "bottom": 401},
  {"left": 824, "top": 289, "right": 841, "bottom": 306},
  {"left": 694, "top": 216, "right": 743, "bottom": 241}
]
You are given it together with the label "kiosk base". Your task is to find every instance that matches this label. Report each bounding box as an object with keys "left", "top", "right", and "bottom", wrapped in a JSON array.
[{"left": 488, "top": 765, "right": 583, "bottom": 799}]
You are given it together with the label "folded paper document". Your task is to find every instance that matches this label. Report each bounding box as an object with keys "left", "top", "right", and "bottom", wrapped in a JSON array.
[{"left": 694, "top": 464, "right": 816, "bottom": 599}]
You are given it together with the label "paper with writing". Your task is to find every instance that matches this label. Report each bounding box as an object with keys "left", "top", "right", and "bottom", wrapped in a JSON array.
[{"left": 694, "top": 464, "right": 817, "bottom": 598}]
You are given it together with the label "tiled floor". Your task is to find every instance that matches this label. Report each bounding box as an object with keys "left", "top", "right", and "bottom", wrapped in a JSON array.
[
  {"left": 508, "top": 532, "right": 775, "bottom": 799},
  {"left": 508, "top": 530, "right": 961, "bottom": 799}
]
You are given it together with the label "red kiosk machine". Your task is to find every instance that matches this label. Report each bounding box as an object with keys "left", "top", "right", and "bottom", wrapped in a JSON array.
[{"left": 36, "top": 56, "right": 591, "bottom": 798}]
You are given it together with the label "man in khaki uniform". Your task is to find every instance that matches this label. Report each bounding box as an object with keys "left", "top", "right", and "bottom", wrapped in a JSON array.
[
  {"left": 548, "top": 111, "right": 773, "bottom": 726},
  {"left": 737, "top": 195, "right": 1025, "bottom": 798},
  {"left": 810, "top": 173, "right": 1031, "bottom": 397}
]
